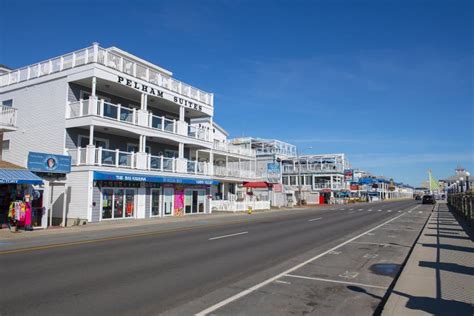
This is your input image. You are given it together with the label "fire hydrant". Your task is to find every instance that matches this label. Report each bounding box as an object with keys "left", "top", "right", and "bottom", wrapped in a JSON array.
[{"left": 248, "top": 206, "right": 252, "bottom": 214}]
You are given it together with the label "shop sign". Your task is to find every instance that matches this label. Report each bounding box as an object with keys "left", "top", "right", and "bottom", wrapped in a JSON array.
[
  {"left": 350, "top": 184, "right": 359, "bottom": 191},
  {"left": 117, "top": 75, "right": 204, "bottom": 112},
  {"left": 28, "top": 152, "right": 71, "bottom": 174},
  {"left": 273, "top": 183, "right": 283, "bottom": 192},
  {"left": 93, "top": 171, "right": 219, "bottom": 185},
  {"left": 344, "top": 169, "right": 354, "bottom": 181},
  {"left": 266, "top": 163, "right": 281, "bottom": 183}
]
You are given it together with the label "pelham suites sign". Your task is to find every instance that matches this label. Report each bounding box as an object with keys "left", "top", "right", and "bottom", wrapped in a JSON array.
[{"left": 117, "top": 75, "right": 209, "bottom": 114}]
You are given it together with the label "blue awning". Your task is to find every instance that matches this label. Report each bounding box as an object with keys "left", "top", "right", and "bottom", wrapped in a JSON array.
[
  {"left": 93, "top": 171, "right": 219, "bottom": 185},
  {"left": 0, "top": 169, "right": 43, "bottom": 185}
]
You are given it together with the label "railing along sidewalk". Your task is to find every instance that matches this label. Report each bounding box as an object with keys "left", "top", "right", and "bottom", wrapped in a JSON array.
[{"left": 447, "top": 192, "right": 474, "bottom": 226}]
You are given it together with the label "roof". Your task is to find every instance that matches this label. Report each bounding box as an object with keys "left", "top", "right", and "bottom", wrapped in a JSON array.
[{"left": 0, "top": 160, "right": 25, "bottom": 169}]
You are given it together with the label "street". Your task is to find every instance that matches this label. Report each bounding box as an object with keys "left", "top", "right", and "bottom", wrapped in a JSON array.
[{"left": 1, "top": 200, "right": 432, "bottom": 315}]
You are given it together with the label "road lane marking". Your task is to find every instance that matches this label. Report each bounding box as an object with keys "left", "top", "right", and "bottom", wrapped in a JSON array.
[
  {"left": 368, "top": 209, "right": 373, "bottom": 212},
  {"left": 377, "top": 209, "right": 382, "bottom": 212},
  {"left": 209, "top": 231, "right": 248, "bottom": 241},
  {"left": 387, "top": 210, "right": 392, "bottom": 212},
  {"left": 358, "top": 209, "right": 363, "bottom": 211},
  {"left": 284, "top": 274, "right": 387, "bottom": 290},
  {"left": 274, "top": 280, "right": 291, "bottom": 285},
  {"left": 339, "top": 271, "right": 359, "bottom": 279},
  {"left": 308, "top": 217, "right": 322, "bottom": 222},
  {"left": 196, "top": 212, "right": 406, "bottom": 315}
]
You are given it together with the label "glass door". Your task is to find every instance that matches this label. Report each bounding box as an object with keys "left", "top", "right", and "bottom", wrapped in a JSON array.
[
  {"left": 198, "top": 190, "right": 206, "bottom": 213},
  {"left": 192, "top": 191, "right": 198, "bottom": 214},
  {"left": 151, "top": 189, "right": 161, "bottom": 217},
  {"left": 163, "top": 187, "right": 174, "bottom": 216},
  {"left": 113, "top": 189, "right": 124, "bottom": 218},
  {"left": 102, "top": 189, "right": 113, "bottom": 219},
  {"left": 185, "top": 189, "right": 206, "bottom": 214}
]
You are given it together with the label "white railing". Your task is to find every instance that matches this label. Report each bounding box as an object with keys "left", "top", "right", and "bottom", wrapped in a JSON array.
[
  {"left": 210, "top": 200, "right": 271, "bottom": 212},
  {"left": 213, "top": 141, "right": 256, "bottom": 157},
  {"left": 187, "top": 160, "right": 209, "bottom": 174},
  {"left": 0, "top": 44, "right": 213, "bottom": 107},
  {"left": 0, "top": 106, "right": 17, "bottom": 129},
  {"left": 98, "top": 148, "right": 135, "bottom": 168},
  {"left": 283, "top": 164, "right": 343, "bottom": 173},
  {"left": 188, "top": 125, "right": 211, "bottom": 142},
  {"left": 213, "top": 165, "right": 258, "bottom": 179},
  {"left": 149, "top": 155, "right": 175, "bottom": 172},
  {"left": 149, "top": 114, "right": 175, "bottom": 133}
]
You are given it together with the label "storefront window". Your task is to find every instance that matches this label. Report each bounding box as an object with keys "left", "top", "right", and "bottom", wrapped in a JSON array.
[
  {"left": 101, "top": 188, "right": 135, "bottom": 220},
  {"left": 102, "top": 189, "right": 113, "bottom": 219},
  {"left": 114, "top": 189, "right": 124, "bottom": 218},
  {"left": 125, "top": 190, "right": 134, "bottom": 217}
]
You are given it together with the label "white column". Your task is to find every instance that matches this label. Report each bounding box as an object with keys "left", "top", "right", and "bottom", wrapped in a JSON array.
[
  {"left": 330, "top": 175, "right": 334, "bottom": 190},
  {"left": 209, "top": 151, "right": 214, "bottom": 176},
  {"left": 178, "top": 143, "right": 184, "bottom": 158},
  {"left": 179, "top": 106, "right": 185, "bottom": 121},
  {"left": 89, "top": 125, "right": 94, "bottom": 145},
  {"left": 91, "top": 76, "right": 97, "bottom": 97}
]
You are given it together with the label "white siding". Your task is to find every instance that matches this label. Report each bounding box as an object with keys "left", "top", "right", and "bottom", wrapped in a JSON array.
[
  {"left": 66, "top": 170, "right": 90, "bottom": 220},
  {"left": 1, "top": 78, "right": 68, "bottom": 166}
]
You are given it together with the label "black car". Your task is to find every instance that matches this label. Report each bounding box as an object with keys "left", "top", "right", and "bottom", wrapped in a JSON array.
[{"left": 422, "top": 195, "right": 436, "bottom": 204}]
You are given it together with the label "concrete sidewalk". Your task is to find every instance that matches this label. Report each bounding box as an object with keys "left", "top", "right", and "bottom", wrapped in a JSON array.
[{"left": 382, "top": 201, "right": 474, "bottom": 315}]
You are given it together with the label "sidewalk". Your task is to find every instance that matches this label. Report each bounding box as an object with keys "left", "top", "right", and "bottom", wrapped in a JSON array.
[{"left": 382, "top": 201, "right": 474, "bottom": 315}]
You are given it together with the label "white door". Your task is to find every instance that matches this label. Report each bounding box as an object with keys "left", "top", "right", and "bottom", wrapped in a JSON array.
[{"left": 163, "top": 188, "right": 174, "bottom": 216}]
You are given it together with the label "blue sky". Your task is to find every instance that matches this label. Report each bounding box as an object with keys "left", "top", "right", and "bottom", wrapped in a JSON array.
[{"left": 1, "top": 0, "right": 473, "bottom": 186}]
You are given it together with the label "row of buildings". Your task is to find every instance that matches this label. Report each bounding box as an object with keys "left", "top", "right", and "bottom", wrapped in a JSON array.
[{"left": 0, "top": 43, "right": 414, "bottom": 229}]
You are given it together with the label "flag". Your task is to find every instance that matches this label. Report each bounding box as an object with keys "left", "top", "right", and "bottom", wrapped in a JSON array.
[{"left": 428, "top": 170, "right": 439, "bottom": 192}]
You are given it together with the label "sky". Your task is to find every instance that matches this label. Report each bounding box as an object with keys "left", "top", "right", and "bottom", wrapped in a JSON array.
[{"left": 1, "top": 0, "right": 473, "bottom": 186}]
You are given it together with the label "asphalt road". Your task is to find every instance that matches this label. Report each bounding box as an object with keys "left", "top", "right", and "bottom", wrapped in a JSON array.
[{"left": 0, "top": 199, "right": 430, "bottom": 315}]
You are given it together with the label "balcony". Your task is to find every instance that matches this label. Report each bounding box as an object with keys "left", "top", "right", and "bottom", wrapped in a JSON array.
[
  {"left": 213, "top": 165, "right": 257, "bottom": 179},
  {"left": 0, "top": 106, "right": 17, "bottom": 132},
  {"left": 67, "top": 146, "right": 212, "bottom": 176},
  {"left": 213, "top": 142, "right": 256, "bottom": 157},
  {"left": 283, "top": 164, "right": 343, "bottom": 174},
  {"left": 67, "top": 97, "right": 211, "bottom": 142},
  {"left": 0, "top": 44, "right": 213, "bottom": 107}
]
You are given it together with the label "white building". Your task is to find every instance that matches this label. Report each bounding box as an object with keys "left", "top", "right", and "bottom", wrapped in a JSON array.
[
  {"left": 0, "top": 43, "right": 263, "bottom": 226},
  {"left": 282, "top": 153, "right": 348, "bottom": 204}
]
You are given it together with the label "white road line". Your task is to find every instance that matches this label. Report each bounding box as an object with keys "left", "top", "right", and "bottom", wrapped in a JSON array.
[
  {"left": 368, "top": 209, "right": 373, "bottom": 212},
  {"left": 274, "top": 280, "right": 291, "bottom": 285},
  {"left": 196, "top": 213, "right": 405, "bottom": 315},
  {"left": 308, "top": 217, "right": 322, "bottom": 222},
  {"left": 358, "top": 209, "right": 363, "bottom": 211},
  {"left": 349, "top": 208, "right": 354, "bottom": 210},
  {"left": 285, "top": 274, "right": 387, "bottom": 290},
  {"left": 351, "top": 241, "right": 393, "bottom": 247},
  {"left": 208, "top": 231, "right": 248, "bottom": 241},
  {"left": 377, "top": 209, "right": 382, "bottom": 212}
]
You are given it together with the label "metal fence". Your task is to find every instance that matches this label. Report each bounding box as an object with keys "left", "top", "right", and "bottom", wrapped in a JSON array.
[{"left": 447, "top": 193, "right": 473, "bottom": 226}]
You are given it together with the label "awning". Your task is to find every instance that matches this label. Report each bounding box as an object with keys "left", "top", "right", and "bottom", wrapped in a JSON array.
[
  {"left": 93, "top": 171, "right": 219, "bottom": 185},
  {"left": 0, "top": 169, "right": 43, "bottom": 185},
  {"left": 243, "top": 181, "right": 270, "bottom": 188}
]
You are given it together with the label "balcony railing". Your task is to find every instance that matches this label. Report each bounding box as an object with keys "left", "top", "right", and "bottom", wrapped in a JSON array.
[
  {"left": 0, "top": 44, "right": 213, "bottom": 107},
  {"left": 213, "top": 141, "right": 256, "bottom": 157},
  {"left": 67, "top": 97, "right": 210, "bottom": 142},
  {"left": 213, "top": 165, "right": 257, "bottom": 179},
  {"left": 0, "top": 106, "right": 17, "bottom": 131},
  {"left": 283, "top": 164, "right": 343, "bottom": 173}
]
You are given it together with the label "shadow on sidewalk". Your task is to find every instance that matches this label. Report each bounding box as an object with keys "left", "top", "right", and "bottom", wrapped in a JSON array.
[
  {"left": 419, "top": 261, "right": 474, "bottom": 276},
  {"left": 390, "top": 291, "right": 474, "bottom": 316},
  {"left": 421, "top": 243, "right": 474, "bottom": 253}
]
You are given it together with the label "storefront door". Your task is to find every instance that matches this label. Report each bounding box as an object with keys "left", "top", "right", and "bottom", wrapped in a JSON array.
[
  {"left": 185, "top": 189, "right": 206, "bottom": 214},
  {"left": 150, "top": 189, "right": 161, "bottom": 217},
  {"left": 101, "top": 188, "right": 136, "bottom": 220},
  {"left": 163, "top": 187, "right": 173, "bottom": 216}
]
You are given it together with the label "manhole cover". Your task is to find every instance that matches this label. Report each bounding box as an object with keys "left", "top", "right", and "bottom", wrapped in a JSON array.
[{"left": 369, "top": 263, "right": 400, "bottom": 276}]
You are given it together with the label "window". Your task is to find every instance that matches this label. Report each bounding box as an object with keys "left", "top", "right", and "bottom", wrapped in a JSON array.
[
  {"left": 282, "top": 176, "right": 289, "bottom": 185},
  {"left": 80, "top": 91, "right": 111, "bottom": 102},
  {"left": 1, "top": 99, "right": 13, "bottom": 107},
  {"left": 127, "top": 143, "right": 151, "bottom": 153},
  {"left": 78, "top": 135, "right": 109, "bottom": 149},
  {"left": 305, "top": 175, "right": 313, "bottom": 186},
  {"left": 2, "top": 139, "right": 10, "bottom": 151},
  {"left": 101, "top": 188, "right": 136, "bottom": 220},
  {"left": 290, "top": 176, "right": 297, "bottom": 185}
]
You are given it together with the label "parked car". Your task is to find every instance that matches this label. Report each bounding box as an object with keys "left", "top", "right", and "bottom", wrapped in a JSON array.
[
  {"left": 415, "top": 195, "right": 422, "bottom": 200},
  {"left": 422, "top": 195, "right": 436, "bottom": 204}
]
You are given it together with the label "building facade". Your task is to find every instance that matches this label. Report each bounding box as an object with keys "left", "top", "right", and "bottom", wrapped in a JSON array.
[{"left": 0, "top": 43, "right": 261, "bottom": 226}]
